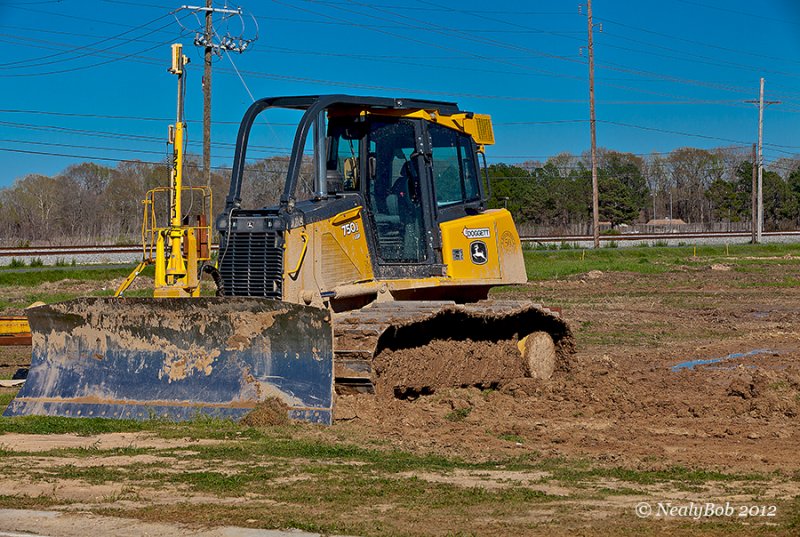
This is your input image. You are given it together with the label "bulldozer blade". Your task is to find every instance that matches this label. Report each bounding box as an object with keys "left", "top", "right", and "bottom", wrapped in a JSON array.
[{"left": 3, "top": 298, "right": 333, "bottom": 424}]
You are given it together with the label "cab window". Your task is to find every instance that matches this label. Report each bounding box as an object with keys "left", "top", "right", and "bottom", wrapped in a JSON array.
[
  {"left": 326, "top": 120, "right": 363, "bottom": 193},
  {"left": 428, "top": 123, "right": 481, "bottom": 207},
  {"left": 365, "top": 119, "right": 427, "bottom": 263}
]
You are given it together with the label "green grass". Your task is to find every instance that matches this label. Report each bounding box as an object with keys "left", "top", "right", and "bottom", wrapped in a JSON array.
[
  {"left": 5, "top": 413, "right": 773, "bottom": 487},
  {"left": 181, "top": 433, "right": 481, "bottom": 474},
  {"left": 788, "top": 496, "right": 800, "bottom": 529},
  {"left": 0, "top": 391, "right": 17, "bottom": 411},
  {"left": 595, "top": 486, "right": 647, "bottom": 496},
  {"left": 0, "top": 264, "right": 158, "bottom": 312},
  {"left": 530, "top": 457, "right": 770, "bottom": 485},
  {"left": 522, "top": 242, "right": 800, "bottom": 281},
  {"left": 37, "top": 464, "right": 132, "bottom": 485},
  {"left": 0, "top": 416, "right": 149, "bottom": 436},
  {"left": 0, "top": 291, "right": 85, "bottom": 311},
  {"left": 0, "top": 266, "right": 140, "bottom": 287},
  {"left": 444, "top": 407, "right": 472, "bottom": 422},
  {"left": 1, "top": 412, "right": 792, "bottom": 537}
]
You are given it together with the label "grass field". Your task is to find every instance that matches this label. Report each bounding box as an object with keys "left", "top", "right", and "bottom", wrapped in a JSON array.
[
  {"left": 1, "top": 242, "right": 800, "bottom": 535},
  {"left": 0, "top": 411, "right": 795, "bottom": 536},
  {"left": 522, "top": 242, "right": 800, "bottom": 281}
]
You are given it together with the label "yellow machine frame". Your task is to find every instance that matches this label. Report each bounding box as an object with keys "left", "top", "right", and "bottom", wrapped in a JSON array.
[{"left": 115, "top": 43, "right": 212, "bottom": 298}]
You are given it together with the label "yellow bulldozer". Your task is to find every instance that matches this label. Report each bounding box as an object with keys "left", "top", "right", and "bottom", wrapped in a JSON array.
[{"left": 4, "top": 48, "right": 573, "bottom": 425}]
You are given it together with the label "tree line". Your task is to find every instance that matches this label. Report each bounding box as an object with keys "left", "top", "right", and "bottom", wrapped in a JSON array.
[
  {"left": 486, "top": 147, "right": 800, "bottom": 233},
  {"left": 0, "top": 155, "right": 312, "bottom": 245},
  {"left": 1, "top": 147, "right": 799, "bottom": 244}
]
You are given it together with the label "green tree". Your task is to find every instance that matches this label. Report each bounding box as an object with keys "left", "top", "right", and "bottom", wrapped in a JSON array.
[
  {"left": 667, "top": 148, "right": 721, "bottom": 223},
  {"left": 762, "top": 170, "right": 797, "bottom": 230},
  {"left": 599, "top": 176, "right": 639, "bottom": 227},
  {"left": 486, "top": 164, "right": 545, "bottom": 223},
  {"left": 540, "top": 162, "right": 591, "bottom": 228},
  {"left": 600, "top": 151, "right": 649, "bottom": 210},
  {"left": 705, "top": 178, "right": 739, "bottom": 221}
]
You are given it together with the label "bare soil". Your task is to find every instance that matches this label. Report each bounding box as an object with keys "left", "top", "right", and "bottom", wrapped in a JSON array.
[
  {"left": 2, "top": 262, "right": 800, "bottom": 535},
  {"left": 0, "top": 345, "right": 30, "bottom": 379},
  {"left": 373, "top": 338, "right": 527, "bottom": 395},
  {"left": 338, "top": 266, "right": 800, "bottom": 472}
]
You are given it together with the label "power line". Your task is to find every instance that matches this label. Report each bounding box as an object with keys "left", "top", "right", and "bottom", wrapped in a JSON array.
[
  {"left": 0, "top": 108, "right": 246, "bottom": 125},
  {"left": 313, "top": 1, "right": 574, "bottom": 15},
  {"left": 416, "top": 0, "right": 797, "bottom": 87},
  {"left": 495, "top": 120, "right": 589, "bottom": 126},
  {"left": 0, "top": 137, "right": 247, "bottom": 160},
  {"left": 598, "top": 120, "right": 800, "bottom": 153},
  {"left": 0, "top": 119, "right": 302, "bottom": 153},
  {"left": 1, "top": 6, "right": 788, "bottom": 104},
  {"left": 0, "top": 146, "right": 233, "bottom": 171},
  {"left": 670, "top": 0, "right": 800, "bottom": 26},
  {"left": 5, "top": 3, "right": 172, "bottom": 31},
  {"left": 3, "top": 23, "right": 769, "bottom": 105},
  {"left": 1, "top": 111, "right": 795, "bottom": 157},
  {"left": 0, "top": 13, "right": 174, "bottom": 69},
  {"left": 9, "top": 0, "right": 800, "bottom": 104},
  {"left": 599, "top": 15, "right": 800, "bottom": 67},
  {"left": 595, "top": 32, "right": 800, "bottom": 81},
  {"left": 0, "top": 35, "right": 179, "bottom": 78},
  {"left": 268, "top": 0, "right": 589, "bottom": 84},
  {"left": 291, "top": 0, "right": 779, "bottom": 102}
]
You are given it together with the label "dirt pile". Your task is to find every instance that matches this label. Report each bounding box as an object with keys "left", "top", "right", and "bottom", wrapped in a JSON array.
[
  {"left": 373, "top": 338, "right": 527, "bottom": 396},
  {"left": 334, "top": 268, "right": 800, "bottom": 472},
  {"left": 240, "top": 397, "right": 291, "bottom": 427}
]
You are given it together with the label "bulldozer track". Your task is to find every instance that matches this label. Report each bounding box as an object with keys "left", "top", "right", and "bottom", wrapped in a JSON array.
[{"left": 333, "top": 300, "right": 573, "bottom": 395}]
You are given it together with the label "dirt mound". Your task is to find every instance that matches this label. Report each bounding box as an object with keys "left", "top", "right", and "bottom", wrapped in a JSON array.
[
  {"left": 332, "top": 266, "right": 800, "bottom": 472},
  {"left": 373, "top": 338, "right": 527, "bottom": 396},
  {"left": 239, "top": 397, "right": 290, "bottom": 427}
]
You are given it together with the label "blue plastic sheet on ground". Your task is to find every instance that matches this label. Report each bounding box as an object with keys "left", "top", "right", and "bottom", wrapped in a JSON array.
[{"left": 671, "top": 349, "right": 775, "bottom": 372}]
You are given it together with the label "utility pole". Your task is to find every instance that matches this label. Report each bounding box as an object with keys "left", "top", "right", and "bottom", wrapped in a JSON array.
[
  {"left": 177, "top": 3, "right": 256, "bottom": 189},
  {"left": 745, "top": 78, "right": 780, "bottom": 243},
  {"left": 751, "top": 143, "right": 757, "bottom": 244},
  {"left": 203, "top": 0, "right": 212, "bottom": 190},
  {"left": 586, "top": 0, "right": 600, "bottom": 248}
]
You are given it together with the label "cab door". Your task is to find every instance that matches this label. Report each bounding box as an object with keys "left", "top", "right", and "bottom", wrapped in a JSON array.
[
  {"left": 363, "top": 118, "right": 442, "bottom": 279},
  {"left": 423, "top": 121, "right": 485, "bottom": 223}
]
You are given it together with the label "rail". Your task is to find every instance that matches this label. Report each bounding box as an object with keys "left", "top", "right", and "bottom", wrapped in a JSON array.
[{"left": 3, "top": 231, "right": 800, "bottom": 258}]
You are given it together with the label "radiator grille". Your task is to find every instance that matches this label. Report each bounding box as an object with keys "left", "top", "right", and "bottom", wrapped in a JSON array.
[{"left": 219, "top": 231, "right": 283, "bottom": 299}]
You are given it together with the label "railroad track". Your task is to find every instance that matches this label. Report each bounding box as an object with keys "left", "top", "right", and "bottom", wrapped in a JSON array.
[
  {"left": 0, "top": 245, "right": 143, "bottom": 257},
  {"left": 0, "top": 245, "right": 219, "bottom": 258},
  {"left": 520, "top": 230, "right": 800, "bottom": 244},
  {"left": 2, "top": 231, "right": 800, "bottom": 259}
]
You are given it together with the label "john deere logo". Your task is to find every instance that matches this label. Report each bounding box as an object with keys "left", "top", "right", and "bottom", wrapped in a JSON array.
[{"left": 470, "top": 241, "right": 488, "bottom": 265}]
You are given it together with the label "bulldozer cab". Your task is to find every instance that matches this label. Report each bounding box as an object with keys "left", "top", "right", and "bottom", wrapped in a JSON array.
[{"left": 224, "top": 95, "right": 493, "bottom": 282}]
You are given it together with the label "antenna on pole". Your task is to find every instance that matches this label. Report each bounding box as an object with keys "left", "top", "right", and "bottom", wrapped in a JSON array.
[{"left": 174, "top": 3, "right": 258, "bottom": 190}]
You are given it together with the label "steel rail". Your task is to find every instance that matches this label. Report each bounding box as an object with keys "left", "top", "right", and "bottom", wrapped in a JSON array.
[{"left": 2, "top": 231, "right": 800, "bottom": 257}]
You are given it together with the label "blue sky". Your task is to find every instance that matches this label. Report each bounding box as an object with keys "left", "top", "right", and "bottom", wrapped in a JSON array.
[{"left": 0, "top": 0, "right": 798, "bottom": 186}]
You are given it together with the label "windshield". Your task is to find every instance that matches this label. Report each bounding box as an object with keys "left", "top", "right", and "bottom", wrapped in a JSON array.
[{"left": 236, "top": 107, "right": 315, "bottom": 209}]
